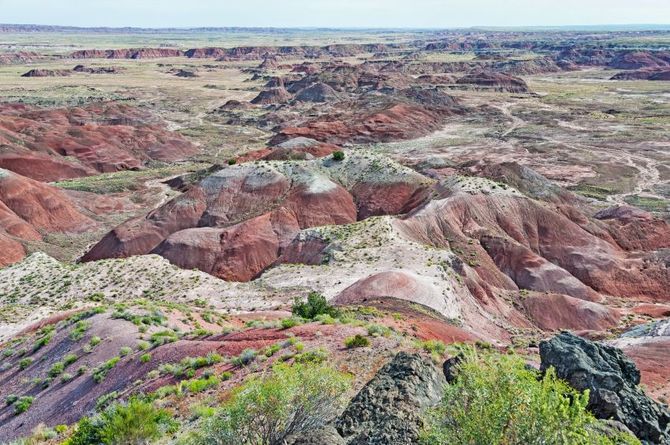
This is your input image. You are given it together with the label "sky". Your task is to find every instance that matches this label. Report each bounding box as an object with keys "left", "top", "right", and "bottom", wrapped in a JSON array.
[{"left": 1, "top": 0, "right": 669, "bottom": 29}]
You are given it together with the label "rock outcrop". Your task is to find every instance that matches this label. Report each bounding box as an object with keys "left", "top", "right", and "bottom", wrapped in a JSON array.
[
  {"left": 540, "top": 332, "right": 670, "bottom": 444},
  {"left": 21, "top": 69, "right": 71, "bottom": 77},
  {"left": 336, "top": 352, "right": 444, "bottom": 444}
]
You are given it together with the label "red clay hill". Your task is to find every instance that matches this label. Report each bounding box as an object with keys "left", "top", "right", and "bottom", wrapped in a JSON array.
[{"left": 0, "top": 102, "right": 197, "bottom": 182}]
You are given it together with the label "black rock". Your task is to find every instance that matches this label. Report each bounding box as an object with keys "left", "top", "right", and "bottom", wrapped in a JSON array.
[
  {"left": 540, "top": 332, "right": 670, "bottom": 444},
  {"left": 336, "top": 352, "right": 444, "bottom": 445}
]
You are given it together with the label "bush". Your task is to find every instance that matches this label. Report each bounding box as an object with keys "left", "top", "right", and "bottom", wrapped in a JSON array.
[
  {"left": 65, "top": 397, "right": 177, "bottom": 445},
  {"left": 332, "top": 151, "right": 345, "bottom": 161},
  {"left": 64, "top": 353, "right": 79, "bottom": 366},
  {"left": 420, "top": 350, "right": 641, "bottom": 445},
  {"left": 48, "top": 361, "right": 65, "bottom": 378},
  {"left": 190, "top": 362, "right": 350, "bottom": 445},
  {"left": 344, "top": 334, "right": 370, "bottom": 349},
  {"left": 281, "top": 317, "right": 303, "bottom": 329},
  {"left": 92, "top": 357, "right": 120, "bottom": 383},
  {"left": 70, "top": 320, "right": 91, "bottom": 341},
  {"left": 19, "top": 357, "right": 34, "bottom": 370},
  {"left": 292, "top": 292, "right": 338, "bottom": 320},
  {"left": 14, "top": 396, "right": 34, "bottom": 414},
  {"left": 418, "top": 339, "right": 447, "bottom": 356},
  {"left": 119, "top": 346, "right": 132, "bottom": 357},
  {"left": 227, "top": 158, "right": 237, "bottom": 165},
  {"left": 140, "top": 353, "right": 152, "bottom": 363},
  {"left": 232, "top": 349, "right": 257, "bottom": 367}
]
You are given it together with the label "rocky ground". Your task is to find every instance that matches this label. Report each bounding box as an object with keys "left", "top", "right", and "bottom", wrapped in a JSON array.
[{"left": 0, "top": 27, "right": 669, "bottom": 443}]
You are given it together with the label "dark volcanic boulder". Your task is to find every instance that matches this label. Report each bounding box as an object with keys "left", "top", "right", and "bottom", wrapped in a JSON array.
[
  {"left": 540, "top": 332, "right": 670, "bottom": 444},
  {"left": 336, "top": 352, "right": 444, "bottom": 445}
]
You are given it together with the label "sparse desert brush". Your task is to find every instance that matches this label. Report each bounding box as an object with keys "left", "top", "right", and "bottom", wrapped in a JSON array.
[
  {"left": 344, "top": 334, "right": 370, "bottom": 349},
  {"left": 232, "top": 348, "right": 257, "bottom": 367},
  {"left": 189, "top": 362, "right": 350, "bottom": 445}
]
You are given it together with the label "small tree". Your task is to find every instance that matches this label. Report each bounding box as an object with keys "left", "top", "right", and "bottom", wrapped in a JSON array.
[
  {"left": 332, "top": 151, "right": 345, "bottom": 161},
  {"left": 292, "top": 292, "right": 338, "bottom": 320},
  {"left": 192, "top": 362, "right": 350, "bottom": 445}
]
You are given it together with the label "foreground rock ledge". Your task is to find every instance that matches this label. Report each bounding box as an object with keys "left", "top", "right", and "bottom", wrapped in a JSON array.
[{"left": 540, "top": 332, "right": 670, "bottom": 444}]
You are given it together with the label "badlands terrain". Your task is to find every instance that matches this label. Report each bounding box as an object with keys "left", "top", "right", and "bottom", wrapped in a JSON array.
[{"left": 0, "top": 25, "right": 669, "bottom": 443}]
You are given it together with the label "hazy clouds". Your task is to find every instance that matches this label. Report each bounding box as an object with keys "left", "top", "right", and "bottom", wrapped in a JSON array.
[{"left": 1, "top": 0, "right": 669, "bottom": 28}]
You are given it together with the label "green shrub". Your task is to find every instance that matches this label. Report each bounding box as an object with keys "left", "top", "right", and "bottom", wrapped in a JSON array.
[
  {"left": 292, "top": 292, "right": 338, "bottom": 320},
  {"left": 418, "top": 339, "right": 447, "bottom": 356},
  {"left": 64, "top": 353, "right": 79, "bottom": 366},
  {"left": 232, "top": 349, "right": 257, "bottom": 367},
  {"left": 66, "top": 397, "right": 177, "bottom": 445},
  {"left": 190, "top": 362, "right": 350, "bottom": 445},
  {"left": 89, "top": 336, "right": 102, "bottom": 347},
  {"left": 48, "top": 361, "right": 65, "bottom": 378},
  {"left": 227, "top": 158, "right": 237, "bottom": 165},
  {"left": 70, "top": 321, "right": 91, "bottom": 341},
  {"left": 5, "top": 394, "right": 18, "bottom": 405},
  {"left": 281, "top": 317, "right": 303, "bottom": 329},
  {"left": 93, "top": 357, "right": 120, "bottom": 383},
  {"left": 61, "top": 372, "right": 74, "bottom": 383},
  {"left": 366, "top": 323, "right": 392, "bottom": 337},
  {"left": 136, "top": 340, "right": 150, "bottom": 351},
  {"left": 294, "top": 348, "right": 329, "bottom": 364},
  {"left": 344, "top": 334, "right": 370, "bottom": 349},
  {"left": 184, "top": 375, "right": 220, "bottom": 393},
  {"left": 151, "top": 330, "right": 178, "bottom": 346},
  {"left": 332, "top": 151, "right": 345, "bottom": 161},
  {"left": 14, "top": 396, "right": 34, "bottom": 414},
  {"left": 221, "top": 371, "right": 233, "bottom": 381},
  {"left": 19, "top": 357, "right": 34, "bottom": 370},
  {"left": 420, "top": 350, "right": 641, "bottom": 445},
  {"left": 119, "top": 346, "right": 132, "bottom": 357},
  {"left": 140, "top": 353, "right": 152, "bottom": 363}
]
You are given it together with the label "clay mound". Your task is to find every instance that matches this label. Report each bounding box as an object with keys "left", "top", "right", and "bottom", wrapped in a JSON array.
[
  {"left": 0, "top": 168, "right": 94, "bottom": 235},
  {"left": 250, "top": 87, "right": 292, "bottom": 105},
  {"left": 399, "top": 86, "right": 461, "bottom": 110},
  {"left": 69, "top": 48, "right": 183, "bottom": 59},
  {"left": 270, "top": 102, "right": 449, "bottom": 145},
  {"left": 72, "top": 64, "right": 122, "bottom": 74},
  {"left": 294, "top": 82, "right": 344, "bottom": 103},
  {"left": 396, "top": 187, "right": 670, "bottom": 302},
  {"left": 0, "top": 231, "right": 25, "bottom": 267},
  {"left": 416, "top": 74, "right": 458, "bottom": 84},
  {"left": 521, "top": 293, "right": 619, "bottom": 331},
  {"left": 608, "top": 51, "right": 670, "bottom": 70},
  {"left": 595, "top": 205, "right": 670, "bottom": 251},
  {"left": 334, "top": 270, "right": 448, "bottom": 313},
  {"left": 21, "top": 69, "right": 70, "bottom": 77},
  {"left": 0, "top": 152, "right": 95, "bottom": 182},
  {"left": 173, "top": 68, "right": 198, "bottom": 78},
  {"left": 216, "top": 99, "right": 255, "bottom": 111},
  {"left": 83, "top": 163, "right": 359, "bottom": 279},
  {"left": 0, "top": 51, "right": 40, "bottom": 65},
  {"left": 259, "top": 57, "right": 279, "bottom": 69},
  {"left": 456, "top": 70, "right": 531, "bottom": 93},
  {"left": 84, "top": 154, "right": 429, "bottom": 280},
  {"left": 649, "top": 70, "right": 670, "bottom": 81},
  {"left": 0, "top": 102, "right": 198, "bottom": 180},
  {"left": 610, "top": 69, "right": 670, "bottom": 81}
]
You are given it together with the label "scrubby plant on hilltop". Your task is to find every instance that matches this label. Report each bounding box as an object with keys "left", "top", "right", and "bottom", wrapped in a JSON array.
[
  {"left": 332, "top": 150, "right": 345, "bottom": 161},
  {"left": 188, "top": 362, "right": 350, "bottom": 445},
  {"left": 420, "top": 350, "right": 641, "bottom": 445},
  {"left": 292, "top": 292, "right": 339, "bottom": 320}
]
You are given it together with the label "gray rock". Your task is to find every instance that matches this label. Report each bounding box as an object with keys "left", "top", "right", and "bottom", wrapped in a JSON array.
[
  {"left": 336, "top": 352, "right": 444, "bottom": 445},
  {"left": 540, "top": 332, "right": 670, "bottom": 444}
]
